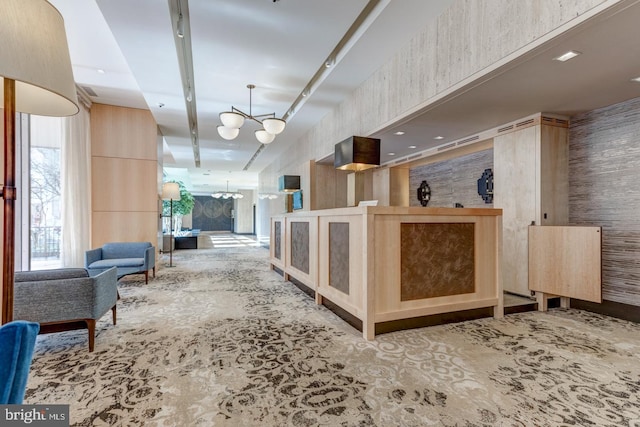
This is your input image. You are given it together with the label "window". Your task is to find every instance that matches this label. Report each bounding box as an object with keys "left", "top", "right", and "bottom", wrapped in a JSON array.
[{"left": 29, "top": 115, "right": 63, "bottom": 269}]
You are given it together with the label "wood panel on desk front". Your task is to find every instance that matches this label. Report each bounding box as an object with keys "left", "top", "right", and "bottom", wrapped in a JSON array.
[
  {"left": 374, "top": 214, "right": 500, "bottom": 322},
  {"left": 318, "top": 214, "right": 365, "bottom": 319},
  {"left": 284, "top": 215, "right": 318, "bottom": 290}
]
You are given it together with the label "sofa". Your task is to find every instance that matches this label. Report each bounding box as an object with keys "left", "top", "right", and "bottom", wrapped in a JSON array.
[
  {"left": 13, "top": 267, "right": 118, "bottom": 352},
  {"left": 85, "top": 242, "right": 156, "bottom": 283}
]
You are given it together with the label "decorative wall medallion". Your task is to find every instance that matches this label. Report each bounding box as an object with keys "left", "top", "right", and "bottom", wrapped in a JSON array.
[
  {"left": 477, "top": 168, "right": 494, "bottom": 203},
  {"left": 417, "top": 180, "right": 431, "bottom": 207}
]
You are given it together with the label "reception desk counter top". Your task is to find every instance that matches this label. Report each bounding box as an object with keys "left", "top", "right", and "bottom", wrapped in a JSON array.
[{"left": 270, "top": 206, "right": 503, "bottom": 339}]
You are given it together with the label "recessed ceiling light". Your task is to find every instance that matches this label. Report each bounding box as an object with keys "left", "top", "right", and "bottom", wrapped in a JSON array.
[
  {"left": 394, "top": 131, "right": 405, "bottom": 135},
  {"left": 631, "top": 76, "right": 640, "bottom": 82},
  {"left": 96, "top": 69, "right": 105, "bottom": 74},
  {"left": 408, "top": 145, "right": 417, "bottom": 149},
  {"left": 553, "top": 50, "right": 581, "bottom": 62},
  {"left": 434, "top": 136, "right": 444, "bottom": 140},
  {"left": 157, "top": 102, "right": 165, "bottom": 108},
  {"left": 388, "top": 152, "right": 396, "bottom": 156}
]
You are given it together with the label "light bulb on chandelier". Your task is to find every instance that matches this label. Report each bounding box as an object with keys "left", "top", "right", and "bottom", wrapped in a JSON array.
[
  {"left": 211, "top": 181, "right": 244, "bottom": 199},
  {"left": 255, "top": 129, "right": 275, "bottom": 144},
  {"left": 217, "top": 125, "right": 239, "bottom": 140},
  {"left": 216, "top": 84, "right": 286, "bottom": 144}
]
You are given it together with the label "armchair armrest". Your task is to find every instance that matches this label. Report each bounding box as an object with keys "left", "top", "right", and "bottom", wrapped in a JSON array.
[
  {"left": 14, "top": 267, "right": 117, "bottom": 323},
  {"left": 143, "top": 246, "right": 156, "bottom": 270},
  {"left": 90, "top": 267, "right": 118, "bottom": 318},
  {"left": 85, "top": 248, "right": 103, "bottom": 268}
]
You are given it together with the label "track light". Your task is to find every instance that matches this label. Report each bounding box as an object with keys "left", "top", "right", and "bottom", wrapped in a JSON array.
[{"left": 176, "top": 13, "right": 184, "bottom": 38}]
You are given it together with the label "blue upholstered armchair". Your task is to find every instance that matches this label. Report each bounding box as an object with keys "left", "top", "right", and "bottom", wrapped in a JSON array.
[
  {"left": 85, "top": 242, "right": 156, "bottom": 284},
  {"left": 13, "top": 267, "right": 118, "bottom": 352},
  {"left": 0, "top": 320, "right": 39, "bottom": 404}
]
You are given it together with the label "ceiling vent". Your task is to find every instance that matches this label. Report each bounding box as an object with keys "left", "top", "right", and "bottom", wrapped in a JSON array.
[
  {"left": 456, "top": 135, "right": 480, "bottom": 146},
  {"left": 437, "top": 142, "right": 457, "bottom": 152},
  {"left": 516, "top": 118, "right": 535, "bottom": 127}
]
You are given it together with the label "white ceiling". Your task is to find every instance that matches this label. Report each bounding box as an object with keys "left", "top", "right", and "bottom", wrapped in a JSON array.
[
  {"left": 49, "top": 0, "right": 640, "bottom": 193},
  {"left": 49, "top": 0, "right": 453, "bottom": 193}
]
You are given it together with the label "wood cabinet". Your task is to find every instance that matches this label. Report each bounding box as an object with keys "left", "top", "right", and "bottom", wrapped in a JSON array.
[{"left": 493, "top": 118, "right": 569, "bottom": 296}]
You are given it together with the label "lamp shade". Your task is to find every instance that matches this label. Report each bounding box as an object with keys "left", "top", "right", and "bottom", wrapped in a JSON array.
[
  {"left": 334, "top": 136, "right": 381, "bottom": 172},
  {"left": 278, "top": 175, "right": 300, "bottom": 192},
  {"left": 255, "top": 129, "right": 275, "bottom": 144},
  {"left": 162, "top": 182, "right": 180, "bottom": 200},
  {"left": 0, "top": 0, "right": 79, "bottom": 117},
  {"left": 263, "top": 118, "right": 286, "bottom": 135},
  {"left": 217, "top": 125, "right": 239, "bottom": 140},
  {"left": 220, "top": 111, "right": 244, "bottom": 129}
]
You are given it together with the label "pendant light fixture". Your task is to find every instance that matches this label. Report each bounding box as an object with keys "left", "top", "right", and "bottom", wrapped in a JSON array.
[
  {"left": 334, "top": 136, "right": 381, "bottom": 172},
  {"left": 212, "top": 181, "right": 244, "bottom": 199},
  {"left": 217, "top": 84, "right": 286, "bottom": 144}
]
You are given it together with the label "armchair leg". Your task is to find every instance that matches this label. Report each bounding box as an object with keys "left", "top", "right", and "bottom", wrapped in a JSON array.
[
  {"left": 112, "top": 305, "right": 117, "bottom": 325},
  {"left": 153, "top": 267, "right": 156, "bottom": 278},
  {"left": 145, "top": 270, "right": 149, "bottom": 284},
  {"left": 86, "top": 319, "right": 96, "bottom": 352}
]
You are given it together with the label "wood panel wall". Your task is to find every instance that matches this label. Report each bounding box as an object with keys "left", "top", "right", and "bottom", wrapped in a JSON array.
[
  {"left": 409, "top": 149, "right": 493, "bottom": 208},
  {"left": 310, "top": 163, "right": 348, "bottom": 210},
  {"left": 569, "top": 96, "right": 640, "bottom": 306},
  {"left": 90, "top": 103, "right": 158, "bottom": 248}
]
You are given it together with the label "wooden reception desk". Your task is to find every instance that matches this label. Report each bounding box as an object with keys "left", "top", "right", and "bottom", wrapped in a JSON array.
[{"left": 270, "top": 206, "right": 503, "bottom": 340}]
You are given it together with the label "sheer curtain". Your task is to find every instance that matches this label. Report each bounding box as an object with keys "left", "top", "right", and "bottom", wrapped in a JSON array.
[{"left": 60, "top": 102, "right": 91, "bottom": 267}]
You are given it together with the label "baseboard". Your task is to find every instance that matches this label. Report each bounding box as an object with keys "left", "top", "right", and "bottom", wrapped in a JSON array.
[{"left": 570, "top": 299, "right": 640, "bottom": 323}]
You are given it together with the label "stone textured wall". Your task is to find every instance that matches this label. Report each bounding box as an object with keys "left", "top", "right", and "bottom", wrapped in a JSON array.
[
  {"left": 569, "top": 96, "right": 640, "bottom": 306},
  {"left": 409, "top": 149, "right": 493, "bottom": 208}
]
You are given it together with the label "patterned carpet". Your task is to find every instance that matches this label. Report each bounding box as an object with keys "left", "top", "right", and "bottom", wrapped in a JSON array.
[{"left": 24, "top": 236, "right": 640, "bottom": 426}]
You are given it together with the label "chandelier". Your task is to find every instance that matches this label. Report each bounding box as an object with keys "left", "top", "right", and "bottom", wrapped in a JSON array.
[
  {"left": 212, "top": 181, "right": 244, "bottom": 199},
  {"left": 217, "top": 84, "right": 286, "bottom": 144}
]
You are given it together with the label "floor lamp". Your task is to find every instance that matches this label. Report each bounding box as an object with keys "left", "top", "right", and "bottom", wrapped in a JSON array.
[
  {"left": 162, "top": 182, "right": 180, "bottom": 268},
  {"left": 1, "top": 1, "right": 79, "bottom": 324}
]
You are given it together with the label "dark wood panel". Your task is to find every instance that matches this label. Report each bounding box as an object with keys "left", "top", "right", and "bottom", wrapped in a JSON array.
[
  {"left": 274, "top": 221, "right": 282, "bottom": 260},
  {"left": 409, "top": 149, "right": 493, "bottom": 208},
  {"left": 329, "top": 222, "right": 350, "bottom": 295},
  {"left": 400, "top": 223, "right": 475, "bottom": 300},
  {"left": 291, "top": 222, "right": 310, "bottom": 274},
  {"left": 569, "top": 96, "right": 640, "bottom": 306}
]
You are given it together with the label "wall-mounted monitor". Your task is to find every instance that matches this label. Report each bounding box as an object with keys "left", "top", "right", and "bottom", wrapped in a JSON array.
[
  {"left": 292, "top": 190, "right": 303, "bottom": 210},
  {"left": 279, "top": 175, "right": 301, "bottom": 192}
]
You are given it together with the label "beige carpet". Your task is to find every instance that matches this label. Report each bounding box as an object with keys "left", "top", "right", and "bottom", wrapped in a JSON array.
[{"left": 25, "top": 238, "right": 640, "bottom": 426}]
